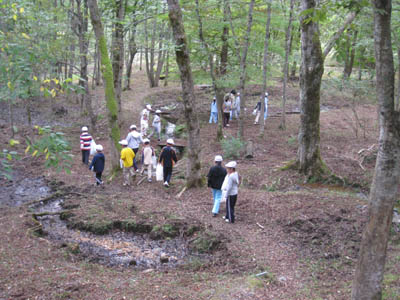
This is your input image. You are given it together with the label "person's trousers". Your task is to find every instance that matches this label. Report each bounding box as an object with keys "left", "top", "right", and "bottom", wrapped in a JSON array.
[
  {"left": 142, "top": 164, "right": 152, "bottom": 180},
  {"left": 209, "top": 112, "right": 218, "bottom": 123},
  {"left": 254, "top": 111, "right": 260, "bottom": 124},
  {"left": 223, "top": 112, "right": 230, "bottom": 126},
  {"left": 212, "top": 189, "right": 222, "bottom": 214},
  {"left": 141, "top": 122, "right": 148, "bottom": 136},
  {"left": 148, "top": 126, "right": 161, "bottom": 140},
  {"left": 163, "top": 166, "right": 173, "bottom": 183},
  {"left": 230, "top": 109, "right": 238, "bottom": 120},
  {"left": 95, "top": 172, "right": 103, "bottom": 185},
  {"left": 81, "top": 150, "right": 90, "bottom": 165},
  {"left": 123, "top": 166, "right": 135, "bottom": 185},
  {"left": 225, "top": 194, "right": 237, "bottom": 223},
  {"left": 132, "top": 148, "right": 139, "bottom": 170},
  {"left": 264, "top": 106, "right": 268, "bottom": 121}
]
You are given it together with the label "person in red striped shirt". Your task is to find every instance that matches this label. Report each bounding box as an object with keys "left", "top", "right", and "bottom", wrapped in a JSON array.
[{"left": 80, "top": 126, "right": 92, "bottom": 165}]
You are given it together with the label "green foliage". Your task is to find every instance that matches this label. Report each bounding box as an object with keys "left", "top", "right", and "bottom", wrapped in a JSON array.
[
  {"left": 0, "top": 149, "right": 18, "bottom": 180},
  {"left": 220, "top": 136, "right": 246, "bottom": 160},
  {"left": 174, "top": 124, "right": 187, "bottom": 138},
  {"left": 26, "top": 126, "right": 73, "bottom": 173}
]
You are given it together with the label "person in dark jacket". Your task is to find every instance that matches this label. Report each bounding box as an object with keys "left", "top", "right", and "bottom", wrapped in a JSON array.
[
  {"left": 89, "top": 144, "right": 105, "bottom": 186},
  {"left": 207, "top": 155, "right": 227, "bottom": 217},
  {"left": 159, "top": 138, "right": 178, "bottom": 187}
]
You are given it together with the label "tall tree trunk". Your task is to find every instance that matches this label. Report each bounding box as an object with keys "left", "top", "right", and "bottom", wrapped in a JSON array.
[
  {"left": 226, "top": 1, "right": 241, "bottom": 62},
  {"left": 87, "top": 0, "right": 121, "bottom": 170},
  {"left": 154, "top": 21, "right": 167, "bottom": 87},
  {"left": 220, "top": 4, "right": 229, "bottom": 75},
  {"left": 167, "top": 0, "right": 202, "bottom": 188},
  {"left": 124, "top": 25, "right": 138, "bottom": 90},
  {"left": 280, "top": 0, "right": 295, "bottom": 130},
  {"left": 297, "top": 0, "right": 326, "bottom": 178},
  {"left": 68, "top": 0, "right": 75, "bottom": 80},
  {"left": 76, "top": 0, "right": 96, "bottom": 129},
  {"left": 111, "top": 0, "right": 126, "bottom": 114},
  {"left": 351, "top": 1, "right": 400, "bottom": 299},
  {"left": 195, "top": 0, "right": 224, "bottom": 140},
  {"left": 343, "top": 29, "right": 358, "bottom": 78},
  {"left": 397, "top": 46, "right": 400, "bottom": 110},
  {"left": 260, "top": 0, "right": 272, "bottom": 137},
  {"left": 164, "top": 49, "right": 169, "bottom": 87},
  {"left": 238, "top": 0, "right": 255, "bottom": 139},
  {"left": 144, "top": 13, "right": 156, "bottom": 87}
]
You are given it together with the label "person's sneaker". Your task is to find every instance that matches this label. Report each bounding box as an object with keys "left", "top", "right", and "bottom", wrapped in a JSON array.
[
  {"left": 148, "top": 179, "right": 152, "bottom": 182},
  {"left": 164, "top": 181, "right": 169, "bottom": 187},
  {"left": 212, "top": 213, "right": 217, "bottom": 217},
  {"left": 222, "top": 216, "right": 226, "bottom": 220},
  {"left": 225, "top": 219, "right": 230, "bottom": 223},
  {"left": 123, "top": 183, "right": 127, "bottom": 186}
]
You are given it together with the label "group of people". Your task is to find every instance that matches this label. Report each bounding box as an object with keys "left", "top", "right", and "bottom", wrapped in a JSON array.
[
  {"left": 207, "top": 156, "right": 240, "bottom": 223},
  {"left": 209, "top": 90, "right": 269, "bottom": 126},
  {"left": 209, "top": 90, "right": 241, "bottom": 127}
]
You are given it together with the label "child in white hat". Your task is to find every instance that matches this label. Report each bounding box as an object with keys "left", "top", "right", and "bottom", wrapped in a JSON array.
[{"left": 140, "top": 139, "right": 155, "bottom": 182}]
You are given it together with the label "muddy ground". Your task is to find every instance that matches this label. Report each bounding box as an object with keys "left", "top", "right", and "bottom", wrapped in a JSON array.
[{"left": 0, "top": 71, "right": 399, "bottom": 300}]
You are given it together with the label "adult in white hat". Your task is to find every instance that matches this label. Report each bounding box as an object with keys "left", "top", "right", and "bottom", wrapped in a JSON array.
[
  {"left": 80, "top": 126, "right": 92, "bottom": 165},
  {"left": 209, "top": 96, "right": 218, "bottom": 124},
  {"left": 119, "top": 139, "right": 135, "bottom": 186},
  {"left": 230, "top": 90, "right": 239, "bottom": 120},
  {"left": 140, "top": 104, "right": 152, "bottom": 136},
  {"left": 126, "top": 124, "right": 142, "bottom": 172},
  {"left": 207, "top": 155, "right": 227, "bottom": 217},
  {"left": 149, "top": 109, "right": 162, "bottom": 141},
  {"left": 158, "top": 138, "right": 177, "bottom": 187},
  {"left": 89, "top": 144, "right": 105, "bottom": 186},
  {"left": 223, "top": 161, "right": 240, "bottom": 223}
]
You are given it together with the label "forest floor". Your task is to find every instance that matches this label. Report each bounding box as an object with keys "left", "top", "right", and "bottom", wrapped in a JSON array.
[{"left": 0, "top": 71, "right": 399, "bottom": 300}]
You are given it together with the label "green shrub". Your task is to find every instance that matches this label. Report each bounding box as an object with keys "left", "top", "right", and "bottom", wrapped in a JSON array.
[
  {"left": 220, "top": 136, "right": 246, "bottom": 159},
  {"left": 174, "top": 124, "right": 187, "bottom": 138}
]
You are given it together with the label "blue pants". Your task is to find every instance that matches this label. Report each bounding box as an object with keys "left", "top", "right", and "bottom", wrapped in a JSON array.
[
  {"left": 209, "top": 112, "right": 218, "bottom": 123},
  {"left": 264, "top": 106, "right": 268, "bottom": 120},
  {"left": 212, "top": 189, "right": 222, "bottom": 214}
]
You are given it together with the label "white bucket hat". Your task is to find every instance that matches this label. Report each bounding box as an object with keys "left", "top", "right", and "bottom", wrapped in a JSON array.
[
  {"left": 130, "top": 124, "right": 137, "bottom": 130},
  {"left": 146, "top": 104, "right": 152, "bottom": 110},
  {"left": 96, "top": 144, "right": 103, "bottom": 151},
  {"left": 119, "top": 139, "right": 128, "bottom": 146},
  {"left": 81, "top": 126, "right": 88, "bottom": 132},
  {"left": 166, "top": 138, "right": 174, "bottom": 145},
  {"left": 156, "top": 109, "right": 161, "bottom": 114},
  {"left": 226, "top": 161, "right": 237, "bottom": 168},
  {"left": 143, "top": 138, "right": 150, "bottom": 144},
  {"left": 214, "top": 155, "right": 223, "bottom": 162},
  {"left": 265, "top": 92, "right": 269, "bottom": 96}
]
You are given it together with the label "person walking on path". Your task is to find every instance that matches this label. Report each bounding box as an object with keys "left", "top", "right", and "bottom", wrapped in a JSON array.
[
  {"left": 230, "top": 90, "right": 239, "bottom": 120},
  {"left": 119, "top": 139, "right": 135, "bottom": 186},
  {"left": 207, "top": 155, "right": 227, "bottom": 217},
  {"left": 140, "top": 104, "right": 152, "bottom": 136},
  {"left": 209, "top": 97, "right": 218, "bottom": 124},
  {"left": 254, "top": 101, "right": 261, "bottom": 124},
  {"left": 222, "top": 94, "right": 232, "bottom": 127},
  {"left": 149, "top": 110, "right": 162, "bottom": 141},
  {"left": 159, "top": 138, "right": 177, "bottom": 187},
  {"left": 236, "top": 92, "right": 241, "bottom": 117},
  {"left": 89, "top": 144, "right": 105, "bottom": 186},
  {"left": 80, "top": 126, "right": 92, "bottom": 165},
  {"left": 126, "top": 124, "right": 142, "bottom": 172},
  {"left": 140, "top": 138, "right": 155, "bottom": 182},
  {"left": 263, "top": 92, "right": 269, "bottom": 122},
  {"left": 223, "top": 161, "right": 240, "bottom": 223}
]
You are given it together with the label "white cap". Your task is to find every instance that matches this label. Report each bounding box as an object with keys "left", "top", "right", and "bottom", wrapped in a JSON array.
[
  {"left": 214, "top": 155, "right": 223, "bottom": 162},
  {"left": 213, "top": 96, "right": 216, "bottom": 100},
  {"left": 143, "top": 138, "right": 150, "bottom": 143},
  {"left": 130, "top": 124, "right": 137, "bottom": 130},
  {"left": 119, "top": 139, "right": 128, "bottom": 146},
  {"left": 265, "top": 92, "right": 269, "bottom": 96},
  {"left": 237, "top": 92, "right": 240, "bottom": 96},
  {"left": 226, "top": 161, "right": 237, "bottom": 168},
  {"left": 166, "top": 138, "right": 174, "bottom": 145},
  {"left": 95, "top": 144, "right": 103, "bottom": 151},
  {"left": 155, "top": 109, "right": 161, "bottom": 114},
  {"left": 81, "top": 126, "right": 88, "bottom": 132},
  {"left": 146, "top": 104, "right": 152, "bottom": 110}
]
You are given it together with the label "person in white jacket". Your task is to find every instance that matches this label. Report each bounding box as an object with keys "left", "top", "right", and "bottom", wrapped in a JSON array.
[
  {"left": 140, "top": 104, "right": 152, "bottom": 136},
  {"left": 126, "top": 124, "right": 142, "bottom": 172},
  {"left": 223, "top": 161, "right": 240, "bottom": 223},
  {"left": 149, "top": 109, "right": 162, "bottom": 141}
]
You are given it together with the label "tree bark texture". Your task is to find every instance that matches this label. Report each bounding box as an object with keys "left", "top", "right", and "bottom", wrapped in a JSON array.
[
  {"left": 167, "top": 0, "right": 202, "bottom": 188},
  {"left": 111, "top": 0, "right": 126, "bottom": 114},
  {"left": 238, "top": 0, "right": 255, "bottom": 139},
  {"left": 87, "top": 0, "right": 121, "bottom": 170},
  {"left": 260, "top": 0, "right": 272, "bottom": 137},
  {"left": 220, "top": 3, "right": 229, "bottom": 75},
  {"left": 351, "top": 1, "right": 400, "bottom": 299},
  {"left": 297, "top": 0, "right": 325, "bottom": 177},
  {"left": 343, "top": 29, "right": 358, "bottom": 78},
  {"left": 280, "top": 0, "right": 295, "bottom": 130},
  {"left": 124, "top": 25, "right": 138, "bottom": 90}
]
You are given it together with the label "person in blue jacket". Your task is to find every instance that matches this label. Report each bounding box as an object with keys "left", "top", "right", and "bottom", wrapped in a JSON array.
[
  {"left": 89, "top": 144, "right": 105, "bottom": 186},
  {"left": 209, "top": 97, "right": 218, "bottom": 123}
]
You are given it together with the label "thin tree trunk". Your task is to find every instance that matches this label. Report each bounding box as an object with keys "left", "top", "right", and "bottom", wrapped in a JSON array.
[
  {"left": 323, "top": 10, "right": 359, "bottom": 59},
  {"left": 68, "top": 0, "right": 75, "bottom": 79},
  {"left": 397, "top": 46, "right": 400, "bottom": 110},
  {"left": 297, "top": 0, "right": 326, "bottom": 178},
  {"left": 280, "top": 0, "right": 295, "bottom": 130},
  {"left": 220, "top": 3, "right": 229, "bottom": 75},
  {"left": 352, "top": 1, "right": 400, "bottom": 299},
  {"left": 195, "top": 0, "right": 224, "bottom": 140},
  {"left": 343, "top": 29, "right": 358, "bottom": 78},
  {"left": 164, "top": 49, "right": 169, "bottom": 87},
  {"left": 8, "top": 97, "right": 15, "bottom": 138},
  {"left": 154, "top": 20, "right": 167, "bottom": 87},
  {"left": 140, "top": 46, "right": 143, "bottom": 71},
  {"left": 92, "top": 40, "right": 98, "bottom": 89},
  {"left": 124, "top": 25, "right": 138, "bottom": 90},
  {"left": 238, "top": 0, "right": 255, "bottom": 139},
  {"left": 111, "top": 0, "right": 126, "bottom": 114},
  {"left": 167, "top": 0, "right": 202, "bottom": 188},
  {"left": 87, "top": 0, "right": 121, "bottom": 170},
  {"left": 260, "top": 0, "right": 272, "bottom": 137},
  {"left": 226, "top": 1, "right": 241, "bottom": 62}
]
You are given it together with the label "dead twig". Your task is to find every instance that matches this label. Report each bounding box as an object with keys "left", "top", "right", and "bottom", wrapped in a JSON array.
[
  {"left": 176, "top": 186, "right": 187, "bottom": 199},
  {"left": 256, "top": 222, "right": 265, "bottom": 229}
]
